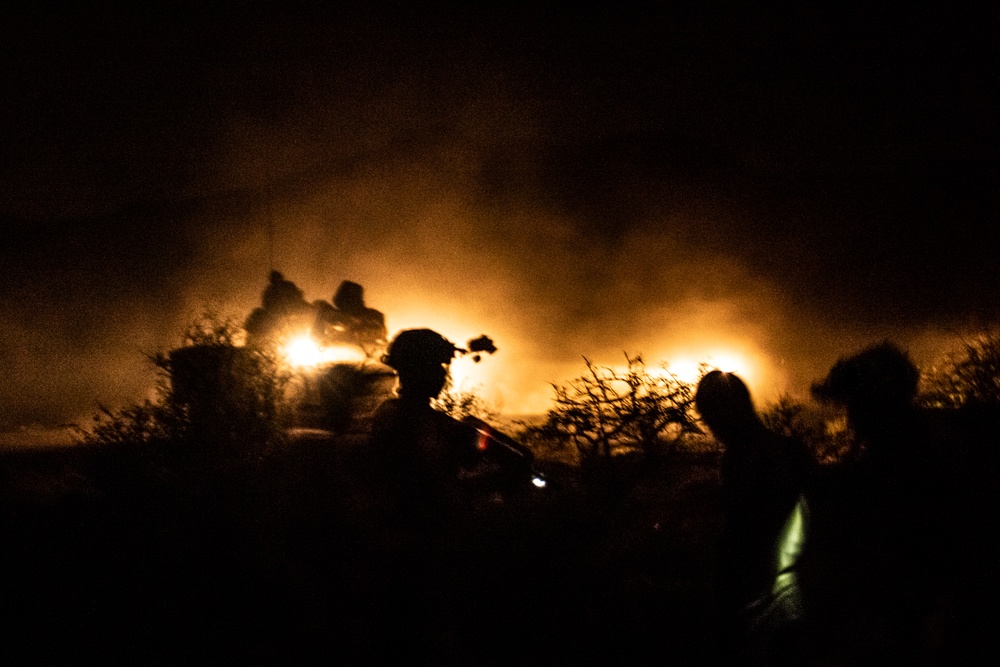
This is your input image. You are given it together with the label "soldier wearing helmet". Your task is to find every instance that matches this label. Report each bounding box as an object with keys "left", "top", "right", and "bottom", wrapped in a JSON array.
[
  {"left": 365, "top": 329, "right": 484, "bottom": 649},
  {"left": 369, "top": 327, "right": 516, "bottom": 519},
  {"left": 381, "top": 329, "right": 460, "bottom": 403},
  {"left": 313, "top": 280, "right": 388, "bottom": 359},
  {"left": 367, "top": 328, "right": 545, "bottom": 657},
  {"left": 244, "top": 271, "right": 313, "bottom": 347},
  {"left": 805, "top": 342, "right": 960, "bottom": 662},
  {"left": 369, "top": 329, "right": 480, "bottom": 524}
]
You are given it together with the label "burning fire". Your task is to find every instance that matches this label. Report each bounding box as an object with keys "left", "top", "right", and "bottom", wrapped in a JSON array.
[{"left": 282, "top": 333, "right": 367, "bottom": 368}]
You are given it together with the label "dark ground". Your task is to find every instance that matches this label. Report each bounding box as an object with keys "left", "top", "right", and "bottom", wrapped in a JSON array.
[{"left": 0, "top": 437, "right": 726, "bottom": 665}]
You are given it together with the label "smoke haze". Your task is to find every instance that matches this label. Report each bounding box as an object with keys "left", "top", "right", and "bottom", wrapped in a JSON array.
[{"left": 2, "top": 4, "right": 995, "bottom": 438}]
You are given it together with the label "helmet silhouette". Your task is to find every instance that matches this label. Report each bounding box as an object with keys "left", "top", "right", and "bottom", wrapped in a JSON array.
[
  {"left": 382, "top": 329, "right": 460, "bottom": 372},
  {"left": 811, "top": 341, "right": 919, "bottom": 411}
]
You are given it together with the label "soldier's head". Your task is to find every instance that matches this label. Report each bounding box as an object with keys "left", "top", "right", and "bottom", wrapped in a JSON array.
[
  {"left": 812, "top": 341, "right": 919, "bottom": 441},
  {"left": 333, "top": 281, "right": 365, "bottom": 312},
  {"left": 695, "top": 370, "right": 759, "bottom": 442},
  {"left": 262, "top": 271, "right": 305, "bottom": 311},
  {"left": 382, "top": 328, "right": 460, "bottom": 401}
]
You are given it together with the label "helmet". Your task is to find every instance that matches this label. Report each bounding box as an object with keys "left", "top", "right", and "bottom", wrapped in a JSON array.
[
  {"left": 333, "top": 280, "right": 365, "bottom": 311},
  {"left": 811, "top": 341, "right": 919, "bottom": 409},
  {"left": 382, "top": 329, "right": 460, "bottom": 371}
]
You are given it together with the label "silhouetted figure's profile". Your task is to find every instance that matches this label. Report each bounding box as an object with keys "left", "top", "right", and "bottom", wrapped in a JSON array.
[
  {"left": 695, "top": 370, "right": 813, "bottom": 665},
  {"left": 313, "top": 280, "right": 388, "bottom": 359},
  {"left": 244, "top": 270, "right": 313, "bottom": 346},
  {"left": 811, "top": 341, "right": 922, "bottom": 471},
  {"left": 370, "top": 329, "right": 485, "bottom": 523},
  {"left": 367, "top": 328, "right": 506, "bottom": 660},
  {"left": 806, "top": 341, "right": 975, "bottom": 663}
]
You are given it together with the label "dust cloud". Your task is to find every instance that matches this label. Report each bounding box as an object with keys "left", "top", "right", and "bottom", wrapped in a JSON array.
[{"left": 2, "top": 9, "right": 993, "bottom": 438}]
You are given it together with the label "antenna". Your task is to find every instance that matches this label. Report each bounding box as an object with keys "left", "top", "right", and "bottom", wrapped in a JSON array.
[
  {"left": 265, "top": 186, "right": 276, "bottom": 272},
  {"left": 268, "top": 206, "right": 275, "bottom": 271}
]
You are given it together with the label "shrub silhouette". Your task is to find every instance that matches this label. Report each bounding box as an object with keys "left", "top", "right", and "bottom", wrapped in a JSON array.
[
  {"left": 760, "top": 394, "right": 854, "bottom": 465},
  {"left": 522, "top": 354, "right": 700, "bottom": 465},
  {"left": 77, "top": 310, "right": 291, "bottom": 462},
  {"left": 431, "top": 377, "right": 500, "bottom": 423},
  {"left": 921, "top": 330, "right": 1000, "bottom": 409}
]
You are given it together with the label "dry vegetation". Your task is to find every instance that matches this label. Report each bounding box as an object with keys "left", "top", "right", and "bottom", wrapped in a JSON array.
[{"left": 3, "top": 316, "right": 997, "bottom": 662}]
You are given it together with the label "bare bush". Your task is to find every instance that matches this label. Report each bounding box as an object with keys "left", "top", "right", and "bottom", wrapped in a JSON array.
[
  {"left": 432, "top": 377, "right": 500, "bottom": 423},
  {"left": 760, "top": 395, "right": 854, "bottom": 465},
  {"left": 76, "top": 310, "right": 291, "bottom": 461},
  {"left": 921, "top": 330, "right": 1000, "bottom": 409},
  {"left": 521, "top": 354, "right": 700, "bottom": 465}
]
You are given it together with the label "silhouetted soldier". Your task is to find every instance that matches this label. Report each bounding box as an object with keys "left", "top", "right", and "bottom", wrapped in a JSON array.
[
  {"left": 695, "top": 370, "right": 813, "bottom": 665},
  {"left": 366, "top": 328, "right": 508, "bottom": 661},
  {"left": 370, "top": 329, "right": 498, "bottom": 523},
  {"left": 807, "top": 342, "right": 967, "bottom": 663},
  {"left": 244, "top": 270, "right": 313, "bottom": 347},
  {"left": 313, "top": 280, "right": 388, "bottom": 359}
]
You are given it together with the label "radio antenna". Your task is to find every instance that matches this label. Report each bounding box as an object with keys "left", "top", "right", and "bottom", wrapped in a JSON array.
[
  {"left": 268, "top": 207, "right": 275, "bottom": 271},
  {"left": 265, "top": 187, "right": 276, "bottom": 272}
]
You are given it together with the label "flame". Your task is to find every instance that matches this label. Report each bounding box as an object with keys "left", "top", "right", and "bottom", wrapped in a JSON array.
[{"left": 283, "top": 333, "right": 367, "bottom": 368}]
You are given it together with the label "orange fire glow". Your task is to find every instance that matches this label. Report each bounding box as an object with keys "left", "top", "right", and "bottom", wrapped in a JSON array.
[
  {"left": 662, "top": 349, "right": 756, "bottom": 385},
  {"left": 282, "top": 333, "right": 367, "bottom": 368}
]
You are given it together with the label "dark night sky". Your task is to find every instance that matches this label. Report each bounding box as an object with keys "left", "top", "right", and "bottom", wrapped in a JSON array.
[{"left": 1, "top": 3, "right": 997, "bottom": 439}]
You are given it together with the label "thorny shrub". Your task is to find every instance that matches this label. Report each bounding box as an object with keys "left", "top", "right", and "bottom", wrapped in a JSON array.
[{"left": 520, "top": 354, "right": 701, "bottom": 465}]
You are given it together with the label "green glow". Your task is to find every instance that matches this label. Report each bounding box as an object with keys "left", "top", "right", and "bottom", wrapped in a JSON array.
[{"left": 772, "top": 495, "right": 808, "bottom": 596}]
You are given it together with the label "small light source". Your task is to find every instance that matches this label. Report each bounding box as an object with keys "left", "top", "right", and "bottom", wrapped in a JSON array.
[{"left": 531, "top": 475, "right": 547, "bottom": 489}]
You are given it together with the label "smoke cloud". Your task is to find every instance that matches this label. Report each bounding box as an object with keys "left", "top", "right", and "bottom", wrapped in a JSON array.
[{"left": 1, "top": 5, "right": 994, "bottom": 439}]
